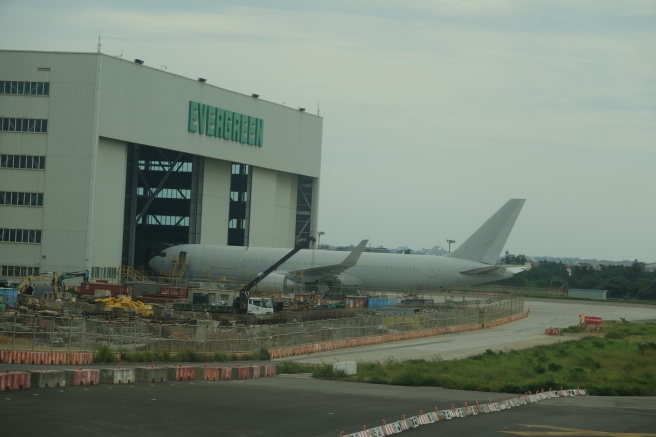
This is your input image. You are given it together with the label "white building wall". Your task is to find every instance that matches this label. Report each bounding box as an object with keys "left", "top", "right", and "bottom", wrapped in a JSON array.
[
  {"left": 96, "top": 55, "right": 322, "bottom": 178},
  {"left": 40, "top": 54, "right": 97, "bottom": 274},
  {"left": 249, "top": 168, "right": 297, "bottom": 248},
  {"left": 200, "top": 159, "right": 231, "bottom": 245},
  {"left": 88, "top": 138, "right": 127, "bottom": 269}
]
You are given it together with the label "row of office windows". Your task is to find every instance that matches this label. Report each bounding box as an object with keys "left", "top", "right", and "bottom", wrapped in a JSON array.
[
  {"left": 0, "top": 191, "right": 43, "bottom": 206},
  {"left": 137, "top": 187, "right": 191, "bottom": 199},
  {"left": 1, "top": 265, "right": 40, "bottom": 277},
  {"left": 0, "top": 228, "right": 42, "bottom": 243},
  {"left": 0, "top": 118, "right": 48, "bottom": 133},
  {"left": 0, "top": 155, "right": 46, "bottom": 169},
  {"left": 0, "top": 81, "right": 50, "bottom": 96},
  {"left": 90, "top": 267, "right": 118, "bottom": 280},
  {"left": 139, "top": 215, "right": 190, "bottom": 226}
]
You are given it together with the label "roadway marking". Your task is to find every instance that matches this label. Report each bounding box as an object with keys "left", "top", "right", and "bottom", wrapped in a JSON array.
[{"left": 500, "top": 425, "right": 656, "bottom": 436}]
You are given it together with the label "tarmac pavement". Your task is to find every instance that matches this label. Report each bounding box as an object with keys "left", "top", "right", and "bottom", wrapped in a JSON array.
[{"left": 2, "top": 376, "right": 655, "bottom": 437}]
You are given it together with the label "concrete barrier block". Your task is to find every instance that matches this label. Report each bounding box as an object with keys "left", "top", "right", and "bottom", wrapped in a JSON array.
[
  {"left": 64, "top": 369, "right": 99, "bottom": 386},
  {"left": 30, "top": 370, "right": 66, "bottom": 388},
  {"left": 1, "top": 371, "right": 30, "bottom": 391},
  {"left": 201, "top": 367, "right": 219, "bottom": 381},
  {"left": 219, "top": 367, "right": 232, "bottom": 380},
  {"left": 333, "top": 361, "right": 357, "bottom": 376},
  {"left": 166, "top": 366, "right": 197, "bottom": 381},
  {"left": 260, "top": 364, "right": 276, "bottom": 377},
  {"left": 0, "top": 350, "right": 13, "bottom": 363},
  {"left": 232, "top": 366, "right": 249, "bottom": 380},
  {"left": 135, "top": 366, "right": 168, "bottom": 383},
  {"left": 248, "top": 365, "right": 260, "bottom": 379},
  {"left": 99, "top": 367, "right": 135, "bottom": 384}
]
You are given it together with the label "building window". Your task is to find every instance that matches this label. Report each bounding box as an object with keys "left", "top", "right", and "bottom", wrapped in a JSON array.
[
  {"left": 0, "top": 191, "right": 43, "bottom": 206},
  {"left": 0, "top": 228, "right": 42, "bottom": 243},
  {"left": 137, "top": 187, "right": 190, "bottom": 199},
  {"left": 0, "top": 81, "right": 50, "bottom": 96},
  {"left": 138, "top": 160, "right": 192, "bottom": 172},
  {"left": 0, "top": 118, "right": 48, "bottom": 133},
  {"left": 90, "top": 267, "right": 118, "bottom": 280},
  {"left": 1, "top": 265, "right": 40, "bottom": 277},
  {"left": 0, "top": 155, "right": 46, "bottom": 169},
  {"left": 140, "top": 215, "right": 189, "bottom": 226}
]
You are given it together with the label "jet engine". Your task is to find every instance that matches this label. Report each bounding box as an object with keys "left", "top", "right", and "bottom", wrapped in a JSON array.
[
  {"left": 335, "top": 273, "right": 364, "bottom": 288},
  {"left": 253, "top": 273, "right": 297, "bottom": 291}
]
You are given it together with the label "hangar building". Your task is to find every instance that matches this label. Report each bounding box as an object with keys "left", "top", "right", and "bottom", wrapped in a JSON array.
[{"left": 0, "top": 50, "right": 322, "bottom": 281}]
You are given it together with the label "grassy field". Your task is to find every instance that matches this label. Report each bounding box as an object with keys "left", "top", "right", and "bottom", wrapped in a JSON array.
[{"left": 277, "top": 321, "right": 656, "bottom": 396}]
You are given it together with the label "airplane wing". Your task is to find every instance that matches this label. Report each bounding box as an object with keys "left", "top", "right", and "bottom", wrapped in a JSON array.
[
  {"left": 287, "top": 239, "right": 368, "bottom": 280},
  {"left": 426, "top": 246, "right": 440, "bottom": 255}
]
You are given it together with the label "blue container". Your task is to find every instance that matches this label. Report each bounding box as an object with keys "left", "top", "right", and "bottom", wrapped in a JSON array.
[
  {"left": 368, "top": 298, "right": 398, "bottom": 308},
  {"left": 0, "top": 288, "right": 19, "bottom": 308}
]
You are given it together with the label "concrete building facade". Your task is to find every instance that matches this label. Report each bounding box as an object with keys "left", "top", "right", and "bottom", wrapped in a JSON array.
[{"left": 0, "top": 50, "right": 322, "bottom": 281}]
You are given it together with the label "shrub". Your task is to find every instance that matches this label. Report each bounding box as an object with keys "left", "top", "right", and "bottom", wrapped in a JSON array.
[
  {"left": 176, "top": 349, "right": 202, "bottom": 362},
  {"left": 548, "top": 363, "right": 562, "bottom": 372},
  {"left": 94, "top": 345, "right": 117, "bottom": 363}
]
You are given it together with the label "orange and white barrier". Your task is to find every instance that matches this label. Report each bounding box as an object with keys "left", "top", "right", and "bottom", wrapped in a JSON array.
[
  {"left": 167, "top": 365, "right": 197, "bottom": 381},
  {"left": 232, "top": 365, "right": 250, "bottom": 380},
  {"left": 340, "top": 388, "right": 586, "bottom": 437},
  {"left": 217, "top": 367, "right": 232, "bottom": 380},
  {"left": 261, "top": 364, "right": 276, "bottom": 377},
  {"left": 0, "top": 351, "right": 94, "bottom": 365},
  {"left": 64, "top": 369, "right": 99, "bottom": 386},
  {"left": 0, "top": 371, "right": 30, "bottom": 391},
  {"left": 202, "top": 366, "right": 219, "bottom": 381}
]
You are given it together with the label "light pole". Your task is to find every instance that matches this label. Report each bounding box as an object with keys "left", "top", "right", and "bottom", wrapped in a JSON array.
[
  {"left": 317, "top": 231, "right": 325, "bottom": 249},
  {"left": 447, "top": 239, "right": 455, "bottom": 253}
]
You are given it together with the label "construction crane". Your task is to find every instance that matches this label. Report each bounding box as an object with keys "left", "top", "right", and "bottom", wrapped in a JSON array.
[{"left": 233, "top": 236, "right": 315, "bottom": 313}]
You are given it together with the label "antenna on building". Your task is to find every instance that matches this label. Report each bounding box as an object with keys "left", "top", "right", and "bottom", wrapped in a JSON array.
[
  {"left": 97, "top": 31, "right": 102, "bottom": 53},
  {"left": 317, "top": 101, "right": 320, "bottom": 116}
]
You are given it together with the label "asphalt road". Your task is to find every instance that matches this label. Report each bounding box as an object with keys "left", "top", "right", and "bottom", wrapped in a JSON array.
[
  {"left": 2, "top": 376, "right": 655, "bottom": 437},
  {"left": 284, "top": 298, "right": 656, "bottom": 364}
]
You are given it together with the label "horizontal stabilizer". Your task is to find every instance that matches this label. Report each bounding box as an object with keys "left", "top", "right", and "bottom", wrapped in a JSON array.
[{"left": 447, "top": 199, "right": 525, "bottom": 265}]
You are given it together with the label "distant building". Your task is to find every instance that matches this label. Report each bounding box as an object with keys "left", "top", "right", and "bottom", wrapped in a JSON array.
[{"left": 568, "top": 289, "right": 607, "bottom": 300}]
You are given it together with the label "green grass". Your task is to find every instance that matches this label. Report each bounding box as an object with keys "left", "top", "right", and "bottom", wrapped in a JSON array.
[{"left": 278, "top": 322, "right": 656, "bottom": 396}]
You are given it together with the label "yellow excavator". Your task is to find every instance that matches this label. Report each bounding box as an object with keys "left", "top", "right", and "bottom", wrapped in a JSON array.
[
  {"left": 17, "top": 271, "right": 89, "bottom": 310},
  {"left": 16, "top": 274, "right": 54, "bottom": 310}
]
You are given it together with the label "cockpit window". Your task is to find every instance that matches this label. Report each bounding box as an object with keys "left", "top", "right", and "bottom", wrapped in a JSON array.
[{"left": 158, "top": 252, "right": 167, "bottom": 257}]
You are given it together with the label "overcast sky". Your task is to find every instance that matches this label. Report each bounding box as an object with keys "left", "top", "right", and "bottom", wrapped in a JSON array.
[{"left": 1, "top": 0, "right": 654, "bottom": 262}]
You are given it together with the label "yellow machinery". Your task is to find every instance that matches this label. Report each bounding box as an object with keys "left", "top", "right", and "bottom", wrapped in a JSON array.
[{"left": 95, "top": 296, "right": 153, "bottom": 317}]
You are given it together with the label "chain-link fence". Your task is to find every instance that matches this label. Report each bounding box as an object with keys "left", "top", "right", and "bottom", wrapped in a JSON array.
[{"left": 0, "top": 296, "right": 524, "bottom": 354}]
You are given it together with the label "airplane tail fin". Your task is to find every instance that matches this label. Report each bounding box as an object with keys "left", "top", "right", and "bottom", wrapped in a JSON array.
[{"left": 446, "top": 199, "right": 525, "bottom": 265}]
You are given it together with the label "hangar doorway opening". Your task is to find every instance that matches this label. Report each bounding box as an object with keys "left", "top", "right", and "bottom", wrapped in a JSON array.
[{"left": 122, "top": 144, "right": 203, "bottom": 268}]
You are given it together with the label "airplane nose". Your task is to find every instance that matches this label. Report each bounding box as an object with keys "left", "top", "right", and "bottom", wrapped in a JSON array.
[{"left": 147, "top": 255, "right": 158, "bottom": 270}]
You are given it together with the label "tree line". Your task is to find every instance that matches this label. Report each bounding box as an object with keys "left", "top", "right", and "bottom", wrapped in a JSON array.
[{"left": 498, "top": 253, "right": 656, "bottom": 301}]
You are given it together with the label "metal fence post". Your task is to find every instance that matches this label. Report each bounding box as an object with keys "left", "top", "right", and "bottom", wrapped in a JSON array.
[{"left": 12, "top": 312, "right": 16, "bottom": 350}]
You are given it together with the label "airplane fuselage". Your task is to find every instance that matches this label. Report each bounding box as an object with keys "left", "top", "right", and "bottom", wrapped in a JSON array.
[{"left": 150, "top": 244, "right": 511, "bottom": 291}]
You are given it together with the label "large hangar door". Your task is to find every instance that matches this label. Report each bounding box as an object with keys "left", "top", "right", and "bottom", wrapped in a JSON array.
[
  {"left": 295, "top": 175, "right": 315, "bottom": 244},
  {"left": 122, "top": 144, "right": 203, "bottom": 268}
]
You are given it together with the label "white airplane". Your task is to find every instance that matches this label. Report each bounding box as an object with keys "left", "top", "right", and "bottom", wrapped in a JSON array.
[{"left": 148, "top": 199, "right": 528, "bottom": 292}]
